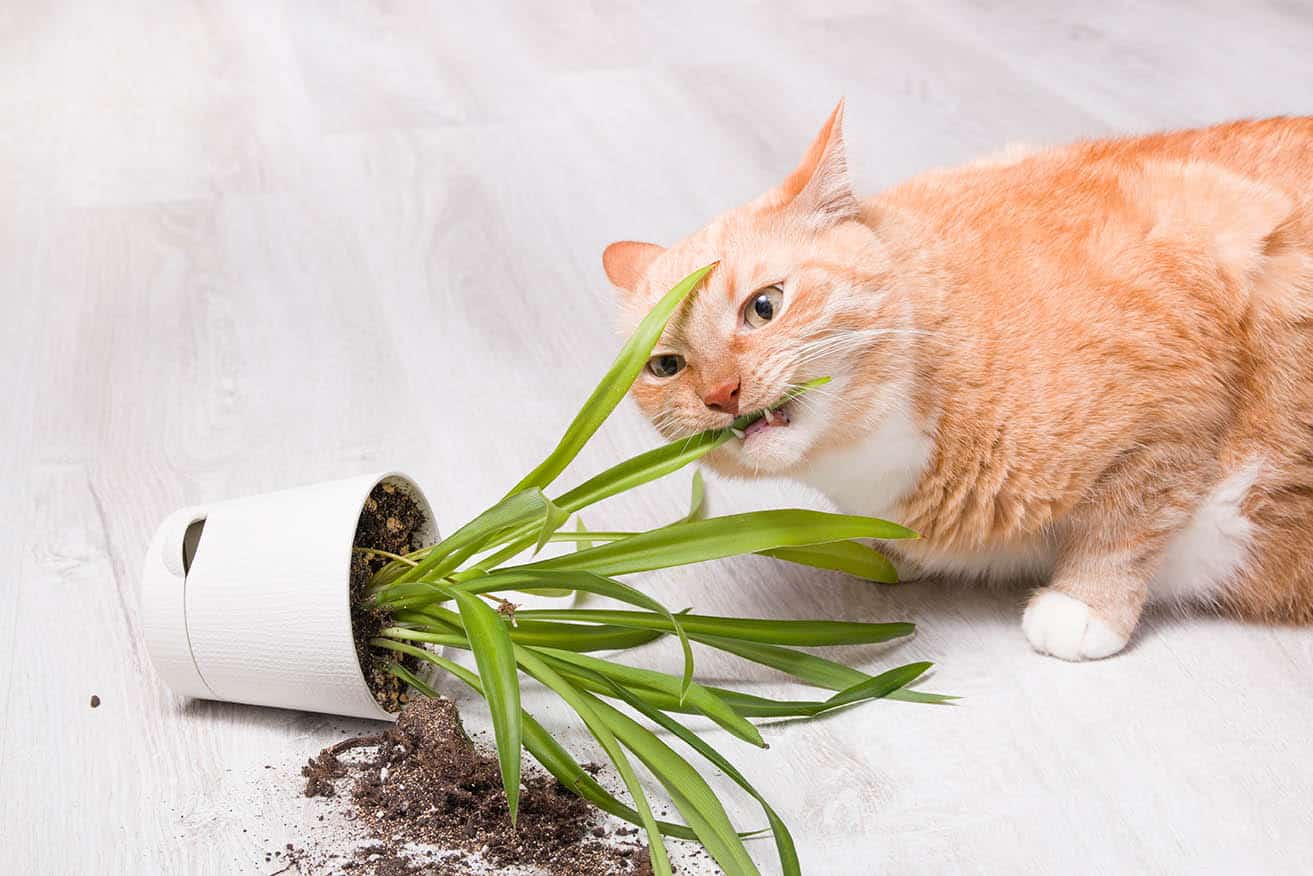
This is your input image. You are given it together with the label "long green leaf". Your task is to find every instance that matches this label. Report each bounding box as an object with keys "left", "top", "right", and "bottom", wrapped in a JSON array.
[
  {"left": 512, "top": 509, "right": 916, "bottom": 579},
  {"left": 456, "top": 569, "right": 697, "bottom": 703},
  {"left": 761, "top": 539, "right": 899, "bottom": 583},
  {"left": 392, "top": 489, "right": 554, "bottom": 586},
  {"left": 461, "top": 428, "right": 726, "bottom": 573},
  {"left": 567, "top": 685, "right": 761, "bottom": 876},
  {"left": 454, "top": 592, "right": 523, "bottom": 825},
  {"left": 380, "top": 627, "right": 468, "bottom": 647},
  {"left": 545, "top": 376, "right": 832, "bottom": 520},
  {"left": 573, "top": 517, "right": 593, "bottom": 552},
  {"left": 553, "top": 429, "right": 730, "bottom": 514},
  {"left": 825, "top": 662, "right": 934, "bottom": 709},
  {"left": 701, "top": 687, "right": 832, "bottom": 719},
  {"left": 685, "top": 469, "right": 707, "bottom": 521},
  {"left": 384, "top": 621, "right": 664, "bottom": 652},
  {"left": 380, "top": 648, "right": 700, "bottom": 840},
  {"left": 528, "top": 652, "right": 762, "bottom": 875},
  {"left": 598, "top": 676, "right": 799, "bottom": 876},
  {"left": 513, "top": 646, "right": 673, "bottom": 876},
  {"left": 514, "top": 609, "right": 915, "bottom": 646},
  {"left": 693, "top": 633, "right": 868, "bottom": 689},
  {"left": 885, "top": 687, "right": 960, "bottom": 704},
  {"left": 691, "top": 633, "right": 958, "bottom": 704},
  {"left": 517, "top": 648, "right": 932, "bottom": 722},
  {"left": 533, "top": 495, "right": 572, "bottom": 555},
  {"left": 507, "top": 263, "right": 716, "bottom": 497},
  {"left": 706, "top": 668, "right": 933, "bottom": 717},
  {"left": 508, "top": 620, "right": 662, "bottom": 651},
  {"left": 535, "top": 648, "right": 765, "bottom": 748},
  {"left": 534, "top": 533, "right": 900, "bottom": 585},
  {"left": 543, "top": 662, "right": 826, "bottom": 719}
]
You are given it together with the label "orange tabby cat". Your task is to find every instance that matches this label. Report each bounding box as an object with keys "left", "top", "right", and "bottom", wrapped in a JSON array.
[{"left": 603, "top": 102, "right": 1313, "bottom": 660}]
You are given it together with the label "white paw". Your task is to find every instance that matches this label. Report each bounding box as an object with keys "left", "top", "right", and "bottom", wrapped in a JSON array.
[{"left": 1022, "top": 590, "right": 1129, "bottom": 661}]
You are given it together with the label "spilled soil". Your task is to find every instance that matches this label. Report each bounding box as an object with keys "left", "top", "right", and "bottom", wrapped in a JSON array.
[
  {"left": 294, "top": 696, "right": 651, "bottom": 875},
  {"left": 318, "top": 484, "right": 657, "bottom": 873}
]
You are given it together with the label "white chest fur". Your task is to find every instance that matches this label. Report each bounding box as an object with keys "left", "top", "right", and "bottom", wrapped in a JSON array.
[{"left": 799, "top": 393, "right": 932, "bottom": 524}]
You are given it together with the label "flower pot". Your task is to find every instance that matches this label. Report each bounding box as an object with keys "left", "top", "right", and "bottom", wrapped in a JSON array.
[{"left": 141, "top": 472, "right": 438, "bottom": 721}]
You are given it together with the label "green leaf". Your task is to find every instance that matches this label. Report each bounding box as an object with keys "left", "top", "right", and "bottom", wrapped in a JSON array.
[
  {"left": 507, "top": 263, "right": 716, "bottom": 497},
  {"left": 761, "top": 539, "right": 899, "bottom": 583},
  {"left": 458, "top": 569, "right": 697, "bottom": 704},
  {"left": 573, "top": 517, "right": 593, "bottom": 552},
  {"left": 533, "top": 651, "right": 931, "bottom": 721},
  {"left": 512, "top": 509, "right": 916, "bottom": 579},
  {"left": 533, "top": 495, "right": 572, "bottom": 555},
  {"left": 380, "top": 626, "right": 468, "bottom": 647},
  {"left": 825, "top": 661, "right": 934, "bottom": 709},
  {"left": 380, "top": 647, "right": 700, "bottom": 840},
  {"left": 454, "top": 592, "right": 523, "bottom": 825},
  {"left": 513, "top": 646, "right": 673, "bottom": 876},
  {"left": 540, "top": 663, "right": 825, "bottom": 719},
  {"left": 466, "top": 428, "right": 727, "bottom": 573},
  {"left": 553, "top": 429, "right": 731, "bottom": 515},
  {"left": 383, "top": 626, "right": 827, "bottom": 722},
  {"left": 885, "top": 688, "right": 960, "bottom": 705},
  {"left": 698, "top": 687, "right": 832, "bottom": 719},
  {"left": 393, "top": 489, "right": 554, "bottom": 586},
  {"left": 566, "top": 683, "right": 762, "bottom": 876},
  {"left": 692, "top": 633, "right": 958, "bottom": 704},
  {"left": 506, "top": 620, "right": 661, "bottom": 651},
  {"left": 686, "top": 469, "right": 707, "bottom": 521},
  {"left": 597, "top": 676, "right": 799, "bottom": 876},
  {"left": 534, "top": 648, "right": 765, "bottom": 748},
  {"left": 389, "top": 606, "right": 463, "bottom": 631},
  {"left": 544, "top": 376, "right": 833, "bottom": 521},
  {"left": 372, "top": 579, "right": 455, "bottom": 608},
  {"left": 692, "top": 633, "right": 868, "bottom": 689},
  {"left": 514, "top": 608, "right": 916, "bottom": 646},
  {"left": 384, "top": 620, "right": 664, "bottom": 652}
]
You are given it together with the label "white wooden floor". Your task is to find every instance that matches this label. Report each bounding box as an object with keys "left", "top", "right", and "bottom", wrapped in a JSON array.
[{"left": 4, "top": 3, "right": 1313, "bottom": 874}]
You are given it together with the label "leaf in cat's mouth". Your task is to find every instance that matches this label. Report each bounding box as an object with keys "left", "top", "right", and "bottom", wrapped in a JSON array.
[
  {"left": 729, "top": 400, "right": 794, "bottom": 440},
  {"left": 726, "top": 377, "right": 827, "bottom": 441},
  {"left": 743, "top": 403, "right": 792, "bottom": 438}
]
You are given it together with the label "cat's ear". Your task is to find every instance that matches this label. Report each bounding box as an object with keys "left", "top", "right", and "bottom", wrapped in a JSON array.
[
  {"left": 757, "top": 99, "right": 859, "bottom": 225},
  {"left": 602, "top": 240, "right": 665, "bottom": 293}
]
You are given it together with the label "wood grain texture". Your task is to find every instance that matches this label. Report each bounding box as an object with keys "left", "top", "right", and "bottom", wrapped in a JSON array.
[{"left": 3, "top": 2, "right": 1312, "bottom": 873}]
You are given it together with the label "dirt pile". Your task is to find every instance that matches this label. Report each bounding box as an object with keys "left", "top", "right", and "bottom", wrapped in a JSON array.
[{"left": 297, "top": 696, "right": 651, "bottom": 875}]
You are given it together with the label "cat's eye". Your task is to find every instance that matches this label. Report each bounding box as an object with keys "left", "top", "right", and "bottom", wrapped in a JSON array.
[
  {"left": 743, "top": 285, "right": 784, "bottom": 328},
  {"left": 647, "top": 353, "right": 686, "bottom": 378}
]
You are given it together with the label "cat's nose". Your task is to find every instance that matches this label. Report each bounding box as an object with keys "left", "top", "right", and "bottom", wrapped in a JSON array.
[{"left": 701, "top": 379, "right": 741, "bottom": 415}]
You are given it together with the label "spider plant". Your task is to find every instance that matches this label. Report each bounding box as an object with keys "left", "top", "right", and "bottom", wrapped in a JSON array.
[{"left": 363, "top": 264, "right": 951, "bottom": 876}]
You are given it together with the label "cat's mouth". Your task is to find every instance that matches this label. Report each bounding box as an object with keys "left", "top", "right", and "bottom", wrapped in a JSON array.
[{"left": 730, "top": 400, "right": 793, "bottom": 442}]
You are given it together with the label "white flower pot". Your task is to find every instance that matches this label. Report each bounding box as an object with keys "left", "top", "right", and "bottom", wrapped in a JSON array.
[{"left": 141, "top": 472, "right": 438, "bottom": 721}]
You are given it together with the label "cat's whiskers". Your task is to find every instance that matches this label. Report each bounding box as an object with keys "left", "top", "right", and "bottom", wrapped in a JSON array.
[{"left": 787, "top": 327, "right": 936, "bottom": 370}]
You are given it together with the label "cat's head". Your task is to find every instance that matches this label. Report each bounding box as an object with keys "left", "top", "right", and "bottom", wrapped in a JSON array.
[{"left": 604, "top": 102, "right": 901, "bottom": 478}]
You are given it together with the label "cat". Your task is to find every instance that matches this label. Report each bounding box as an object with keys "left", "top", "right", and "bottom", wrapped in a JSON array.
[{"left": 602, "top": 101, "right": 1313, "bottom": 661}]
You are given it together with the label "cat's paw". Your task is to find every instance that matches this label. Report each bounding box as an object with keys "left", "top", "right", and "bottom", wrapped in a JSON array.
[{"left": 1022, "top": 589, "right": 1128, "bottom": 661}]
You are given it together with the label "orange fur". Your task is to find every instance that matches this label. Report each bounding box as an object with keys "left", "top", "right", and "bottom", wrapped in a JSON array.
[{"left": 604, "top": 105, "right": 1313, "bottom": 658}]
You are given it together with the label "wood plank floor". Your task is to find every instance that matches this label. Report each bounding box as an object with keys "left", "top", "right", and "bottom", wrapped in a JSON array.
[{"left": 3, "top": 3, "right": 1312, "bottom": 873}]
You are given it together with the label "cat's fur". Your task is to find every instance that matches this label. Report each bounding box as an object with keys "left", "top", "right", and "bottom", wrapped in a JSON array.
[{"left": 603, "top": 103, "right": 1313, "bottom": 660}]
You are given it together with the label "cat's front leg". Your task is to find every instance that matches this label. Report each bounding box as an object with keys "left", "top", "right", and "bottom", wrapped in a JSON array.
[
  {"left": 1022, "top": 552, "right": 1151, "bottom": 661},
  {"left": 1020, "top": 451, "right": 1207, "bottom": 660},
  {"left": 1023, "top": 575, "right": 1145, "bottom": 661}
]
